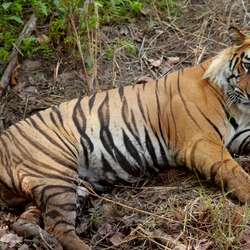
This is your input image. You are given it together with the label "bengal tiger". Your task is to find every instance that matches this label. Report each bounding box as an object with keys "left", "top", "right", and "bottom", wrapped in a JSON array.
[{"left": 0, "top": 27, "right": 250, "bottom": 250}]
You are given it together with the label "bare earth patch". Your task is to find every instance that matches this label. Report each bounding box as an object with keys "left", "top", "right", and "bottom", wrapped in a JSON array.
[{"left": 0, "top": 1, "right": 250, "bottom": 249}]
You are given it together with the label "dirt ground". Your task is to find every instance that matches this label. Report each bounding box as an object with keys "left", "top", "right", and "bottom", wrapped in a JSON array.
[{"left": 0, "top": 0, "right": 250, "bottom": 249}]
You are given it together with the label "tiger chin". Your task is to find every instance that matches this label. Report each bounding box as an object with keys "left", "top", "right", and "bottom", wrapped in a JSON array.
[{"left": 0, "top": 27, "right": 249, "bottom": 250}]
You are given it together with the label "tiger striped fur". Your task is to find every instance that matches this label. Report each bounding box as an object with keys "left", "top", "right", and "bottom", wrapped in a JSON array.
[{"left": 0, "top": 27, "right": 250, "bottom": 249}]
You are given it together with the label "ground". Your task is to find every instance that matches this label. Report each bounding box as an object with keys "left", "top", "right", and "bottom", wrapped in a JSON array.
[{"left": 0, "top": 0, "right": 250, "bottom": 249}]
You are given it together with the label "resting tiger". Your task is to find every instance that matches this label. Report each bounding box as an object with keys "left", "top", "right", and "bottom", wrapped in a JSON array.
[{"left": 0, "top": 27, "right": 250, "bottom": 250}]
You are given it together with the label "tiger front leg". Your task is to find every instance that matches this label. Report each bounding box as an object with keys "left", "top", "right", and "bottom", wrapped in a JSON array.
[
  {"left": 185, "top": 140, "right": 250, "bottom": 203},
  {"left": 33, "top": 182, "right": 91, "bottom": 250}
]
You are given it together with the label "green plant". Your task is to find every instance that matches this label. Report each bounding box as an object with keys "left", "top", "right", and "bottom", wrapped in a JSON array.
[
  {"left": 88, "top": 199, "right": 103, "bottom": 229},
  {"left": 0, "top": 0, "right": 48, "bottom": 61},
  {"left": 98, "top": 0, "right": 142, "bottom": 23},
  {"left": 105, "top": 38, "right": 137, "bottom": 59}
]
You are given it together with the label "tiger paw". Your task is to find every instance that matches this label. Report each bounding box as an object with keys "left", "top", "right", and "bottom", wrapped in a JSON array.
[{"left": 12, "top": 218, "right": 63, "bottom": 250}]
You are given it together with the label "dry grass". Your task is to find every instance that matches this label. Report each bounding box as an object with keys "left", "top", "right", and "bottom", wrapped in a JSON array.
[{"left": 0, "top": 0, "right": 250, "bottom": 249}]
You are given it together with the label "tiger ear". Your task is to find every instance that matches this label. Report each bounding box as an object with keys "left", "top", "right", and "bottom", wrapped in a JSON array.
[{"left": 228, "top": 27, "right": 246, "bottom": 45}]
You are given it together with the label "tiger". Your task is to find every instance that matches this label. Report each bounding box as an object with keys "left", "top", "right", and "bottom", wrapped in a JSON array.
[
  {"left": 227, "top": 125, "right": 250, "bottom": 155},
  {"left": 0, "top": 26, "right": 250, "bottom": 250}
]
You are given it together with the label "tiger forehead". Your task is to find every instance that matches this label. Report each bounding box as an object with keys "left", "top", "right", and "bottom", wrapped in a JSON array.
[
  {"left": 235, "top": 42, "right": 250, "bottom": 58},
  {"left": 232, "top": 48, "right": 250, "bottom": 63}
]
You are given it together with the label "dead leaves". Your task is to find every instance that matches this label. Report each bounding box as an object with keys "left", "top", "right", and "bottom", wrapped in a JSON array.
[
  {"left": 0, "top": 233, "right": 23, "bottom": 249},
  {"left": 143, "top": 55, "right": 180, "bottom": 70},
  {"left": 147, "top": 58, "right": 162, "bottom": 69}
]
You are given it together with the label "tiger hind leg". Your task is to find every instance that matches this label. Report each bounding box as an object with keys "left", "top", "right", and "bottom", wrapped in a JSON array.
[
  {"left": 33, "top": 181, "right": 91, "bottom": 250},
  {"left": 12, "top": 204, "right": 63, "bottom": 250}
]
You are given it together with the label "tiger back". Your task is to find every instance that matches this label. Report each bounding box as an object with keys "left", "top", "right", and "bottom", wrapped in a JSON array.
[{"left": 0, "top": 27, "right": 250, "bottom": 250}]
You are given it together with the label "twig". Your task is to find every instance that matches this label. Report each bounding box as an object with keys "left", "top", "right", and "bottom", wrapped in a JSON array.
[
  {"left": 38, "top": 227, "right": 55, "bottom": 250},
  {"left": 81, "top": 180, "right": 181, "bottom": 225},
  {"left": 69, "top": 14, "right": 91, "bottom": 95},
  {"left": 0, "top": 13, "right": 37, "bottom": 97}
]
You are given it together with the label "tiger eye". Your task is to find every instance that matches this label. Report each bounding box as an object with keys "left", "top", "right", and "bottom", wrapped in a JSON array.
[{"left": 243, "top": 62, "right": 250, "bottom": 71}]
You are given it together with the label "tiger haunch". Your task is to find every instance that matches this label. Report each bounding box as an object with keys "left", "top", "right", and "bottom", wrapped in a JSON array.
[{"left": 0, "top": 27, "right": 250, "bottom": 249}]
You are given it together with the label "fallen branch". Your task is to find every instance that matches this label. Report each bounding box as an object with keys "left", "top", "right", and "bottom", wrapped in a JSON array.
[{"left": 0, "top": 13, "right": 37, "bottom": 97}]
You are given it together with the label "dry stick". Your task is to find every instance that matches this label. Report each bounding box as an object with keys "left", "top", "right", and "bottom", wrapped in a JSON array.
[
  {"left": 81, "top": 180, "right": 181, "bottom": 225},
  {"left": 81, "top": 180, "right": 211, "bottom": 238},
  {"left": 94, "top": 3, "right": 100, "bottom": 91},
  {"left": 69, "top": 15, "right": 91, "bottom": 95},
  {"left": 0, "top": 13, "right": 37, "bottom": 97}
]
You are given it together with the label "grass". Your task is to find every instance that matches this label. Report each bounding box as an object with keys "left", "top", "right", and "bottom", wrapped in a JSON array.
[{"left": 79, "top": 168, "right": 250, "bottom": 249}]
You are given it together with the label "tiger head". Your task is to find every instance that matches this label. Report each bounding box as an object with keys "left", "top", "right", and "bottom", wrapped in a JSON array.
[{"left": 204, "top": 27, "right": 250, "bottom": 114}]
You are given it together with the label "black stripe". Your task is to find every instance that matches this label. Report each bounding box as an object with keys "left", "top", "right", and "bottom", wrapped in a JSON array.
[
  {"left": 37, "top": 185, "right": 76, "bottom": 211},
  {"left": 177, "top": 71, "right": 202, "bottom": 130},
  {"left": 122, "top": 129, "right": 142, "bottom": 167},
  {"left": 239, "top": 136, "right": 250, "bottom": 154},
  {"left": 137, "top": 90, "right": 146, "bottom": 121},
  {"left": 118, "top": 86, "right": 124, "bottom": 101},
  {"left": 229, "top": 54, "right": 237, "bottom": 69},
  {"left": 200, "top": 64, "right": 206, "bottom": 72},
  {"left": 47, "top": 108, "right": 78, "bottom": 158},
  {"left": 240, "top": 51, "right": 245, "bottom": 59},
  {"left": 226, "top": 112, "right": 238, "bottom": 130},
  {"left": 52, "top": 220, "right": 75, "bottom": 231},
  {"left": 88, "top": 93, "right": 96, "bottom": 114},
  {"left": 72, "top": 98, "right": 94, "bottom": 152},
  {"left": 190, "top": 139, "right": 203, "bottom": 173},
  {"left": 196, "top": 105, "right": 223, "bottom": 139},
  {"left": 51, "top": 106, "right": 64, "bottom": 127},
  {"left": 46, "top": 210, "right": 61, "bottom": 218},
  {"left": 80, "top": 137, "right": 90, "bottom": 168},
  {"left": 245, "top": 54, "right": 250, "bottom": 60},
  {"left": 27, "top": 118, "right": 77, "bottom": 167},
  {"left": 100, "top": 153, "right": 133, "bottom": 186},
  {"left": 53, "top": 130, "right": 78, "bottom": 159},
  {"left": 155, "top": 81, "right": 161, "bottom": 114},
  {"left": 227, "top": 128, "right": 250, "bottom": 153},
  {"left": 154, "top": 119, "right": 169, "bottom": 167},
  {"left": 144, "top": 127, "right": 159, "bottom": 169},
  {"left": 169, "top": 77, "right": 177, "bottom": 146},
  {"left": 35, "top": 112, "right": 47, "bottom": 125},
  {"left": 121, "top": 96, "right": 141, "bottom": 146},
  {"left": 21, "top": 164, "right": 76, "bottom": 184},
  {"left": 164, "top": 75, "right": 168, "bottom": 92},
  {"left": 98, "top": 93, "right": 138, "bottom": 176}
]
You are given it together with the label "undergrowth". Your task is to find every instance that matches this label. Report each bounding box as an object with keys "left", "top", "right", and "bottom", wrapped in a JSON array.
[{"left": 0, "top": 0, "right": 181, "bottom": 87}]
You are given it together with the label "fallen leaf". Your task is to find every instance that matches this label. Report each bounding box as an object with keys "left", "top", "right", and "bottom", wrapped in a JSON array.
[
  {"left": 194, "top": 239, "right": 213, "bottom": 250},
  {"left": 56, "top": 72, "right": 76, "bottom": 85},
  {"left": 120, "top": 26, "right": 129, "bottom": 35},
  {"left": 17, "top": 243, "right": 30, "bottom": 250},
  {"left": 10, "top": 64, "right": 20, "bottom": 86},
  {"left": 22, "top": 86, "right": 38, "bottom": 94},
  {"left": 0, "top": 233, "right": 23, "bottom": 248},
  {"left": 102, "top": 204, "right": 116, "bottom": 218},
  {"left": 0, "top": 229, "right": 7, "bottom": 238},
  {"left": 98, "top": 222, "right": 112, "bottom": 236},
  {"left": 37, "top": 34, "right": 50, "bottom": 44},
  {"left": 23, "top": 60, "right": 42, "bottom": 71},
  {"left": 155, "top": 29, "right": 164, "bottom": 34},
  {"left": 241, "top": 243, "right": 250, "bottom": 250},
  {"left": 148, "top": 59, "right": 162, "bottom": 68},
  {"left": 110, "top": 231, "right": 124, "bottom": 246},
  {"left": 167, "top": 57, "right": 180, "bottom": 65}
]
